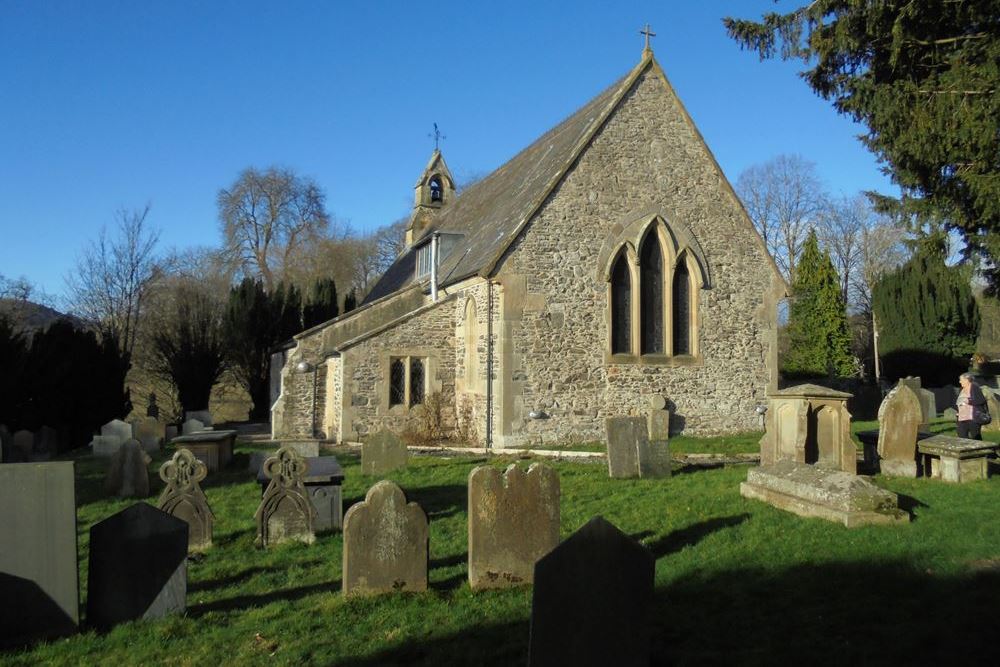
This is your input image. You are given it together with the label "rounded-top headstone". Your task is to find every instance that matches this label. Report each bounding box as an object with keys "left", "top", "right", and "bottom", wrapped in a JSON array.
[{"left": 648, "top": 394, "right": 667, "bottom": 411}]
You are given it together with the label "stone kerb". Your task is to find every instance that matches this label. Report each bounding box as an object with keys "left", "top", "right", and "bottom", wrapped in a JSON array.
[
  {"left": 468, "top": 463, "right": 560, "bottom": 590},
  {"left": 158, "top": 448, "right": 214, "bottom": 551},
  {"left": 255, "top": 447, "right": 316, "bottom": 547},
  {"left": 342, "top": 480, "right": 428, "bottom": 595},
  {"left": 361, "top": 430, "right": 408, "bottom": 476},
  {"left": 528, "top": 516, "right": 654, "bottom": 667},
  {"left": 104, "top": 439, "right": 152, "bottom": 498},
  {"left": 877, "top": 383, "right": 922, "bottom": 477}
]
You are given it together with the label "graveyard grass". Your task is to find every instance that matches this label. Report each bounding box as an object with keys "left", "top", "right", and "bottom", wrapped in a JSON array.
[{"left": 4, "top": 422, "right": 1000, "bottom": 665}]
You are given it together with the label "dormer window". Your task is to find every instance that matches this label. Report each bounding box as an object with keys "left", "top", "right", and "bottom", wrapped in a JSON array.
[{"left": 429, "top": 175, "right": 443, "bottom": 202}]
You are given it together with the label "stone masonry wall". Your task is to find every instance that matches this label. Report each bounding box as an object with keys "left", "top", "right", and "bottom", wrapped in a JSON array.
[
  {"left": 280, "top": 332, "right": 325, "bottom": 438},
  {"left": 493, "top": 68, "right": 780, "bottom": 445}
]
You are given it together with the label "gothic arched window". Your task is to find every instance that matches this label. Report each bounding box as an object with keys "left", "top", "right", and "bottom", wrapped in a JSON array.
[
  {"left": 672, "top": 258, "right": 691, "bottom": 356},
  {"left": 610, "top": 253, "right": 631, "bottom": 354},
  {"left": 639, "top": 233, "right": 664, "bottom": 355}
]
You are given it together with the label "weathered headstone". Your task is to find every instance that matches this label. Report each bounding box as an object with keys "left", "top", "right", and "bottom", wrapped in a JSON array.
[
  {"left": 158, "top": 448, "right": 214, "bottom": 551},
  {"left": 931, "top": 386, "right": 959, "bottom": 418},
  {"left": 101, "top": 419, "right": 133, "bottom": 442},
  {"left": 87, "top": 503, "right": 187, "bottom": 631},
  {"left": 468, "top": 463, "right": 560, "bottom": 590},
  {"left": 181, "top": 418, "right": 205, "bottom": 435},
  {"left": 942, "top": 407, "right": 958, "bottom": 420},
  {"left": 12, "top": 430, "right": 34, "bottom": 462},
  {"left": 605, "top": 417, "right": 671, "bottom": 479},
  {"left": 877, "top": 383, "right": 922, "bottom": 477},
  {"left": 280, "top": 440, "right": 320, "bottom": 457},
  {"left": 647, "top": 394, "right": 671, "bottom": 441},
  {"left": 133, "top": 417, "right": 164, "bottom": 453},
  {"left": 982, "top": 387, "right": 1000, "bottom": 434},
  {"left": 104, "top": 439, "right": 152, "bottom": 498},
  {"left": 919, "top": 387, "right": 936, "bottom": 420},
  {"left": 528, "top": 516, "right": 654, "bottom": 667},
  {"left": 89, "top": 435, "right": 123, "bottom": 457},
  {"left": 898, "top": 377, "right": 930, "bottom": 429},
  {"left": 342, "top": 480, "right": 428, "bottom": 595},
  {"left": 185, "top": 409, "right": 213, "bottom": 427},
  {"left": 255, "top": 447, "right": 316, "bottom": 547},
  {"left": 256, "top": 455, "right": 345, "bottom": 532},
  {"left": 0, "top": 462, "right": 79, "bottom": 647},
  {"left": 361, "top": 430, "right": 408, "bottom": 475}
]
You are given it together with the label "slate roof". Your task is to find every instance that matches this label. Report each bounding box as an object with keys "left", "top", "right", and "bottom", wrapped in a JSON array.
[{"left": 363, "top": 58, "right": 646, "bottom": 304}]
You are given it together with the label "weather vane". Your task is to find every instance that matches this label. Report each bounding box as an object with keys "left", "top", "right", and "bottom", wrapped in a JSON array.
[
  {"left": 640, "top": 23, "right": 656, "bottom": 54},
  {"left": 428, "top": 122, "right": 446, "bottom": 151}
]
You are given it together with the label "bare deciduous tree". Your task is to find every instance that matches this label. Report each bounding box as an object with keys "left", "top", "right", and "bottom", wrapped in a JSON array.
[
  {"left": 736, "top": 154, "right": 827, "bottom": 284},
  {"left": 66, "top": 205, "right": 160, "bottom": 357},
  {"left": 218, "top": 166, "right": 330, "bottom": 292}
]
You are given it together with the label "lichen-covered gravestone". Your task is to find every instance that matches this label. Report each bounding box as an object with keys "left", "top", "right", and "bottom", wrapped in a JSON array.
[
  {"left": 877, "top": 383, "right": 922, "bottom": 477},
  {"left": 86, "top": 503, "right": 188, "bottom": 632},
  {"left": 104, "top": 439, "right": 152, "bottom": 498},
  {"left": 255, "top": 447, "right": 316, "bottom": 547},
  {"left": 468, "top": 463, "right": 560, "bottom": 590},
  {"left": 0, "top": 462, "right": 79, "bottom": 647},
  {"left": 528, "top": 516, "right": 654, "bottom": 667},
  {"left": 605, "top": 417, "right": 670, "bottom": 479},
  {"left": 158, "top": 448, "right": 214, "bottom": 551},
  {"left": 342, "top": 480, "right": 428, "bottom": 595},
  {"left": 361, "top": 430, "right": 408, "bottom": 476}
]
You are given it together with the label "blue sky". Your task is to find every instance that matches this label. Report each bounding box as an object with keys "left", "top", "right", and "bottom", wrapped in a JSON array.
[{"left": 0, "top": 1, "right": 897, "bottom": 301}]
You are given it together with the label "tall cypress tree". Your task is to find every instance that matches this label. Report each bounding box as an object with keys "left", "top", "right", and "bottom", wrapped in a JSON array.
[
  {"left": 872, "top": 234, "right": 980, "bottom": 384},
  {"left": 303, "top": 277, "right": 339, "bottom": 329},
  {"left": 784, "top": 230, "right": 855, "bottom": 378}
]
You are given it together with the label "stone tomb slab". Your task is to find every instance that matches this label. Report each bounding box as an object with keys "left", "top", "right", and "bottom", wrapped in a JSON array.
[
  {"left": 468, "top": 463, "right": 560, "bottom": 590},
  {"left": 528, "top": 516, "right": 654, "bottom": 667},
  {"left": 158, "top": 449, "right": 215, "bottom": 551},
  {"left": 741, "top": 461, "right": 908, "bottom": 527},
  {"left": 361, "top": 430, "right": 408, "bottom": 476},
  {"left": 87, "top": 503, "right": 187, "bottom": 631},
  {"left": 170, "top": 430, "right": 236, "bottom": 473},
  {"left": 0, "top": 462, "right": 79, "bottom": 647},
  {"left": 342, "top": 480, "right": 428, "bottom": 595},
  {"left": 257, "top": 455, "right": 345, "bottom": 532},
  {"left": 917, "top": 435, "right": 998, "bottom": 483},
  {"left": 279, "top": 440, "right": 320, "bottom": 458}
]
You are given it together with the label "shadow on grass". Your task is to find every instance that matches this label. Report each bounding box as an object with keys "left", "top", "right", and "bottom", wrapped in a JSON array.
[
  {"left": 188, "top": 560, "right": 325, "bottom": 593},
  {"left": 334, "top": 561, "right": 1000, "bottom": 666},
  {"left": 429, "top": 553, "right": 467, "bottom": 570},
  {"left": 188, "top": 580, "right": 339, "bottom": 617},
  {"left": 346, "top": 484, "right": 467, "bottom": 521},
  {"left": 645, "top": 514, "right": 750, "bottom": 559}
]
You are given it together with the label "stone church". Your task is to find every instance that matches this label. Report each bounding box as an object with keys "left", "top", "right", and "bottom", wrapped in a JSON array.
[{"left": 271, "top": 46, "right": 785, "bottom": 447}]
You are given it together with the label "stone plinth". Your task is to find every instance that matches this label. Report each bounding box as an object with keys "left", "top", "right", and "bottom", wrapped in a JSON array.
[
  {"left": 170, "top": 430, "right": 236, "bottom": 473},
  {"left": 759, "top": 384, "right": 856, "bottom": 474},
  {"left": 468, "top": 463, "right": 560, "bottom": 590},
  {"left": 741, "top": 461, "right": 908, "bottom": 527},
  {"left": 917, "top": 435, "right": 998, "bottom": 483}
]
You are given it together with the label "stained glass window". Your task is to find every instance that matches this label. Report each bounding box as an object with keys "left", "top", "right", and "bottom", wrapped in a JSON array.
[
  {"left": 673, "top": 260, "right": 691, "bottom": 356},
  {"left": 640, "top": 234, "right": 664, "bottom": 355},
  {"left": 610, "top": 254, "right": 631, "bottom": 354}
]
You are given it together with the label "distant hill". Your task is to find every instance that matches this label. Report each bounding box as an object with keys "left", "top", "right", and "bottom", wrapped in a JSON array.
[{"left": 0, "top": 299, "right": 83, "bottom": 332}]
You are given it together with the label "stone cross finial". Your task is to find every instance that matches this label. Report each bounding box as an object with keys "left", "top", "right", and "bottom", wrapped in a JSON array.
[
  {"left": 428, "top": 122, "right": 446, "bottom": 151},
  {"left": 640, "top": 23, "right": 656, "bottom": 54}
]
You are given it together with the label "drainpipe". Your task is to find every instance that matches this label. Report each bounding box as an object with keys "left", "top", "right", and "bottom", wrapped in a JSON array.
[
  {"left": 486, "top": 279, "right": 494, "bottom": 450},
  {"left": 430, "top": 232, "right": 440, "bottom": 302}
]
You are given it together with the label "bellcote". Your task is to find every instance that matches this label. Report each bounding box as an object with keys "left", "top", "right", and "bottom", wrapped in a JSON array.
[{"left": 406, "top": 150, "right": 456, "bottom": 246}]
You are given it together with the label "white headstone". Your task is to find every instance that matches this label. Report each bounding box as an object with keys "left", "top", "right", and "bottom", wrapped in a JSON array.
[
  {"left": 101, "top": 419, "right": 132, "bottom": 442},
  {"left": 90, "top": 435, "right": 123, "bottom": 458}
]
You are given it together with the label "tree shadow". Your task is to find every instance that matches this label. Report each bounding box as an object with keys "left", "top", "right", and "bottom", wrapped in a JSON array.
[
  {"left": 644, "top": 514, "right": 750, "bottom": 559},
  {"left": 429, "top": 553, "right": 467, "bottom": 570},
  {"left": 187, "top": 580, "right": 338, "bottom": 617},
  {"left": 895, "top": 492, "right": 927, "bottom": 520},
  {"left": 187, "top": 560, "right": 324, "bottom": 593}
]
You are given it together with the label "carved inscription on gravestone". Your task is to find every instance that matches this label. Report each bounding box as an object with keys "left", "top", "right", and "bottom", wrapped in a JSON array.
[
  {"left": 468, "top": 464, "right": 560, "bottom": 590},
  {"left": 361, "top": 430, "right": 408, "bottom": 476},
  {"left": 877, "top": 383, "right": 922, "bottom": 477},
  {"left": 158, "top": 448, "right": 214, "bottom": 551},
  {"left": 342, "top": 480, "right": 428, "bottom": 595},
  {"left": 255, "top": 447, "right": 316, "bottom": 547}
]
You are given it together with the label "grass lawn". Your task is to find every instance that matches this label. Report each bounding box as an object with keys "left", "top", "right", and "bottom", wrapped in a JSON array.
[{"left": 4, "top": 434, "right": 1000, "bottom": 666}]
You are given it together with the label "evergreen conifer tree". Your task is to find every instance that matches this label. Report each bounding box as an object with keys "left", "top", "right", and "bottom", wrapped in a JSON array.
[
  {"left": 783, "top": 230, "right": 855, "bottom": 378},
  {"left": 303, "top": 277, "right": 339, "bottom": 329},
  {"left": 343, "top": 289, "right": 357, "bottom": 313}
]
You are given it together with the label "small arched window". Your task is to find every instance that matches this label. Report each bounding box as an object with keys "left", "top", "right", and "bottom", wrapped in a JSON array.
[
  {"left": 429, "top": 175, "right": 443, "bottom": 202},
  {"left": 672, "top": 258, "right": 691, "bottom": 356},
  {"left": 639, "top": 233, "right": 664, "bottom": 355},
  {"left": 610, "top": 253, "right": 631, "bottom": 354}
]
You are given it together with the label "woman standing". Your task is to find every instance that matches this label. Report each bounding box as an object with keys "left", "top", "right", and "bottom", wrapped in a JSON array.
[{"left": 956, "top": 372, "right": 988, "bottom": 440}]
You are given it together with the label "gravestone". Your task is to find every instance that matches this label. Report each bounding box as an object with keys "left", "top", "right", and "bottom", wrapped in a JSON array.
[
  {"left": 181, "top": 419, "right": 206, "bottom": 435},
  {"left": 12, "top": 430, "right": 34, "bottom": 462},
  {"left": 877, "top": 383, "right": 923, "bottom": 477},
  {"left": 133, "top": 417, "right": 164, "bottom": 453},
  {"left": 931, "top": 386, "right": 959, "bottom": 417},
  {"left": 255, "top": 447, "right": 316, "bottom": 547},
  {"left": 898, "top": 377, "right": 930, "bottom": 429},
  {"left": 758, "top": 384, "right": 856, "bottom": 474},
  {"left": 0, "top": 462, "right": 79, "bottom": 647},
  {"left": 982, "top": 387, "right": 1000, "bottom": 434},
  {"left": 87, "top": 503, "right": 187, "bottom": 631},
  {"left": 90, "top": 435, "right": 123, "bottom": 457},
  {"left": 528, "top": 516, "right": 654, "bottom": 667},
  {"left": 647, "top": 394, "right": 671, "bottom": 441},
  {"left": 34, "top": 425, "right": 58, "bottom": 460},
  {"left": 158, "top": 448, "right": 214, "bottom": 551},
  {"left": 468, "top": 463, "right": 560, "bottom": 590},
  {"left": 919, "top": 388, "right": 936, "bottom": 419},
  {"left": 104, "top": 439, "right": 151, "bottom": 498},
  {"left": 281, "top": 440, "right": 320, "bottom": 458},
  {"left": 101, "top": 419, "right": 133, "bottom": 442},
  {"left": 361, "top": 430, "right": 408, "bottom": 476},
  {"left": 185, "top": 409, "right": 213, "bottom": 427},
  {"left": 256, "top": 455, "right": 345, "bottom": 532},
  {"left": 248, "top": 450, "right": 270, "bottom": 475},
  {"left": 342, "top": 480, "right": 428, "bottom": 595},
  {"left": 605, "top": 417, "right": 671, "bottom": 479},
  {"left": 942, "top": 407, "right": 958, "bottom": 420}
]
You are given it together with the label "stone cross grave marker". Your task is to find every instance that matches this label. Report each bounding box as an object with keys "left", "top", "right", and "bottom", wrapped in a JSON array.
[
  {"left": 104, "top": 439, "right": 151, "bottom": 498},
  {"left": 468, "top": 463, "right": 560, "bottom": 590},
  {"left": 0, "top": 462, "right": 79, "bottom": 647},
  {"left": 528, "top": 516, "right": 654, "bottom": 667},
  {"left": 605, "top": 417, "right": 671, "bottom": 479},
  {"left": 877, "top": 383, "right": 922, "bottom": 477},
  {"left": 342, "top": 480, "right": 428, "bottom": 595},
  {"left": 255, "top": 447, "right": 316, "bottom": 547},
  {"left": 158, "top": 448, "right": 214, "bottom": 551},
  {"left": 361, "top": 430, "right": 408, "bottom": 476},
  {"left": 87, "top": 503, "right": 188, "bottom": 631}
]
